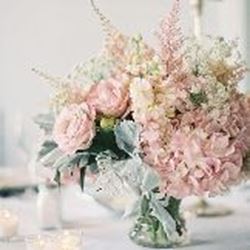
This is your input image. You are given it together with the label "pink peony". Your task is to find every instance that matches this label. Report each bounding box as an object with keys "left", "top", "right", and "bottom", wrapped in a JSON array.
[
  {"left": 87, "top": 76, "right": 129, "bottom": 117},
  {"left": 53, "top": 103, "right": 96, "bottom": 154}
]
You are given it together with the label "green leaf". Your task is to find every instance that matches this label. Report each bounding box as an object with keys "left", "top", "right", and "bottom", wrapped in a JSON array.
[
  {"left": 37, "top": 140, "right": 58, "bottom": 160},
  {"left": 40, "top": 148, "right": 64, "bottom": 167},
  {"left": 141, "top": 195, "right": 150, "bottom": 216},
  {"left": 150, "top": 194, "right": 176, "bottom": 238},
  {"left": 88, "top": 128, "right": 127, "bottom": 158},
  {"left": 68, "top": 153, "right": 89, "bottom": 168},
  {"left": 52, "top": 155, "right": 70, "bottom": 170},
  {"left": 52, "top": 152, "right": 89, "bottom": 172},
  {"left": 53, "top": 170, "right": 61, "bottom": 185},
  {"left": 156, "top": 222, "right": 169, "bottom": 246},
  {"left": 189, "top": 91, "right": 208, "bottom": 107},
  {"left": 80, "top": 167, "right": 86, "bottom": 191},
  {"left": 141, "top": 167, "right": 160, "bottom": 192},
  {"left": 114, "top": 120, "right": 139, "bottom": 156},
  {"left": 33, "top": 113, "right": 55, "bottom": 134},
  {"left": 166, "top": 197, "right": 181, "bottom": 221}
]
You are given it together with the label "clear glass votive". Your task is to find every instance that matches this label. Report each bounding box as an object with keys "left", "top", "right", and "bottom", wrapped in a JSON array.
[
  {"left": 26, "top": 229, "right": 83, "bottom": 250},
  {"left": 25, "top": 235, "right": 56, "bottom": 250},
  {"left": 54, "top": 229, "right": 83, "bottom": 250}
]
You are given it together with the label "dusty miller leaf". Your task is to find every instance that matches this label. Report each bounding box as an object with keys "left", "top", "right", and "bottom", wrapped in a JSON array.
[
  {"left": 40, "top": 147, "right": 64, "bottom": 167},
  {"left": 141, "top": 167, "right": 160, "bottom": 192},
  {"left": 33, "top": 113, "right": 55, "bottom": 134},
  {"left": 150, "top": 194, "right": 176, "bottom": 238},
  {"left": 114, "top": 120, "right": 139, "bottom": 156},
  {"left": 37, "top": 140, "right": 58, "bottom": 160}
]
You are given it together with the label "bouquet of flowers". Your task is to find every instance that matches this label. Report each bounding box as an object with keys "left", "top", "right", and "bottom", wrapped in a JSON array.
[{"left": 34, "top": 0, "right": 250, "bottom": 248}]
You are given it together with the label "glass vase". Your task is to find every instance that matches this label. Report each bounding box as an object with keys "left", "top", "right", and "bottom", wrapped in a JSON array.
[{"left": 129, "top": 193, "right": 188, "bottom": 248}]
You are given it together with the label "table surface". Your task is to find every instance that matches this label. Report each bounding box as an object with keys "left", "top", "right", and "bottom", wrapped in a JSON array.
[{"left": 1, "top": 186, "right": 250, "bottom": 250}]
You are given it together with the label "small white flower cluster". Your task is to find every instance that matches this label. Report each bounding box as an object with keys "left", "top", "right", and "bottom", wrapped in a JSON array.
[{"left": 185, "top": 36, "right": 247, "bottom": 110}]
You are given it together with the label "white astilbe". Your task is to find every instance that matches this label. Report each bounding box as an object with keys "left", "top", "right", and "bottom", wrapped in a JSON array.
[
  {"left": 68, "top": 56, "right": 114, "bottom": 83},
  {"left": 185, "top": 36, "right": 247, "bottom": 88}
]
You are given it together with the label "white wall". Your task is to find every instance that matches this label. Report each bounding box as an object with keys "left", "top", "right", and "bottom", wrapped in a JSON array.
[{"left": 0, "top": 0, "right": 249, "bottom": 166}]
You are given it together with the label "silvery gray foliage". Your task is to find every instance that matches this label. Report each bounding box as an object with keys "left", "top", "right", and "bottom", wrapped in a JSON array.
[
  {"left": 95, "top": 150, "right": 118, "bottom": 172},
  {"left": 120, "top": 157, "right": 160, "bottom": 195},
  {"left": 33, "top": 113, "right": 55, "bottom": 134},
  {"left": 52, "top": 152, "right": 89, "bottom": 171},
  {"left": 40, "top": 147, "right": 63, "bottom": 167},
  {"left": 150, "top": 194, "right": 176, "bottom": 238},
  {"left": 114, "top": 120, "right": 140, "bottom": 156},
  {"left": 40, "top": 147, "right": 89, "bottom": 173},
  {"left": 37, "top": 140, "right": 58, "bottom": 160},
  {"left": 91, "top": 150, "right": 161, "bottom": 217},
  {"left": 120, "top": 158, "right": 161, "bottom": 218}
]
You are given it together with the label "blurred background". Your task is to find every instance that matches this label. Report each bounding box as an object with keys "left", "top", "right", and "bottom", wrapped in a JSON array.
[{"left": 0, "top": 0, "right": 249, "bottom": 167}]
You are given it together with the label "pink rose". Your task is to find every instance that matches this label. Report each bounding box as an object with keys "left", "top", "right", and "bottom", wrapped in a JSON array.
[
  {"left": 87, "top": 76, "right": 129, "bottom": 117},
  {"left": 53, "top": 103, "right": 96, "bottom": 154}
]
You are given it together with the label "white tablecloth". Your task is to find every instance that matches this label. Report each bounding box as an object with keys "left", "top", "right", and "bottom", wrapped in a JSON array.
[{"left": 1, "top": 186, "right": 250, "bottom": 250}]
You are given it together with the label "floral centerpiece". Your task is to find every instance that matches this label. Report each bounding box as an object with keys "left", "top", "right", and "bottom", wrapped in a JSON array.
[{"left": 34, "top": 0, "right": 250, "bottom": 248}]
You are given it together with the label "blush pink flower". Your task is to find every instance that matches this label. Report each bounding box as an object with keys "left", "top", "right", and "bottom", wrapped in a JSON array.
[
  {"left": 87, "top": 76, "right": 129, "bottom": 117},
  {"left": 158, "top": 128, "right": 243, "bottom": 198},
  {"left": 53, "top": 103, "right": 96, "bottom": 155},
  {"left": 139, "top": 93, "right": 250, "bottom": 199}
]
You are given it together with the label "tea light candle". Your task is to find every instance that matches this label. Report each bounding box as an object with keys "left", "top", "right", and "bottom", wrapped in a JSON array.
[
  {"left": 55, "top": 230, "right": 82, "bottom": 250},
  {"left": 26, "top": 235, "right": 56, "bottom": 250},
  {"left": 0, "top": 209, "right": 19, "bottom": 238},
  {"left": 26, "top": 230, "right": 82, "bottom": 250}
]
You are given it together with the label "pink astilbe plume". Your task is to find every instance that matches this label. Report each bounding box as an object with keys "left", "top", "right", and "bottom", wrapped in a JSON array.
[
  {"left": 90, "top": 0, "right": 128, "bottom": 68},
  {"left": 156, "top": 0, "right": 186, "bottom": 76}
]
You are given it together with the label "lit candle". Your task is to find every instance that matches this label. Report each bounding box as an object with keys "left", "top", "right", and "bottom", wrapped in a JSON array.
[
  {"left": 26, "top": 230, "right": 82, "bottom": 250},
  {"left": 0, "top": 209, "right": 19, "bottom": 238},
  {"left": 55, "top": 230, "right": 82, "bottom": 250},
  {"left": 26, "top": 235, "right": 56, "bottom": 250}
]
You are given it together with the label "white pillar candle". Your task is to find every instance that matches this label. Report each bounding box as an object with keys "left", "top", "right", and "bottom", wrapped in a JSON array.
[{"left": 0, "top": 209, "right": 19, "bottom": 238}]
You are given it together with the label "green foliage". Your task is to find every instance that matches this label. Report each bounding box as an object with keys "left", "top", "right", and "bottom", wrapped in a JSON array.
[
  {"left": 114, "top": 120, "right": 139, "bottom": 156},
  {"left": 141, "top": 195, "right": 150, "bottom": 216},
  {"left": 52, "top": 152, "right": 89, "bottom": 171},
  {"left": 39, "top": 147, "right": 63, "bottom": 167},
  {"left": 37, "top": 140, "right": 58, "bottom": 160},
  {"left": 189, "top": 90, "right": 208, "bottom": 107},
  {"left": 33, "top": 113, "right": 55, "bottom": 134},
  {"left": 130, "top": 193, "right": 182, "bottom": 248},
  {"left": 88, "top": 127, "right": 128, "bottom": 158}
]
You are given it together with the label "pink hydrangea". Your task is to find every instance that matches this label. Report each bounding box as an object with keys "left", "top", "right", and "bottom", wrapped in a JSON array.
[
  {"left": 139, "top": 95, "right": 250, "bottom": 198},
  {"left": 53, "top": 103, "right": 96, "bottom": 155}
]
